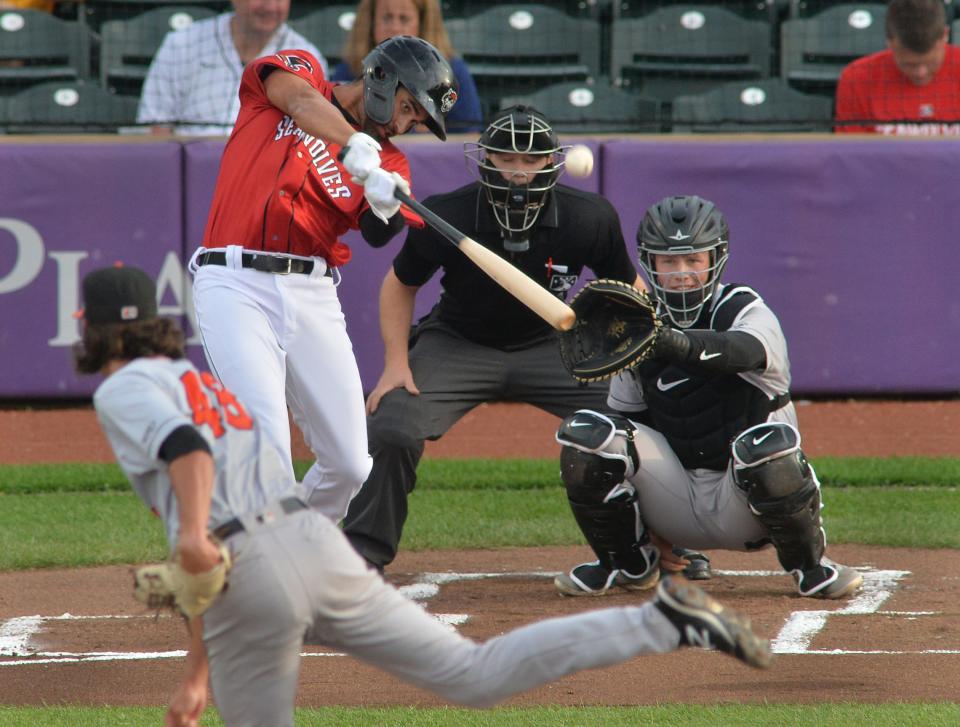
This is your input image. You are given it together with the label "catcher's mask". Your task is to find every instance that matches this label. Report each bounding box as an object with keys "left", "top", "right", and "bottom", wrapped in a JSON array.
[
  {"left": 637, "top": 195, "right": 729, "bottom": 329},
  {"left": 361, "top": 35, "right": 458, "bottom": 141},
  {"left": 465, "top": 105, "right": 564, "bottom": 252}
]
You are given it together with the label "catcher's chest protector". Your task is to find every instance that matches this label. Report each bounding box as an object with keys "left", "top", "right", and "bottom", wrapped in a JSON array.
[{"left": 635, "top": 289, "right": 771, "bottom": 470}]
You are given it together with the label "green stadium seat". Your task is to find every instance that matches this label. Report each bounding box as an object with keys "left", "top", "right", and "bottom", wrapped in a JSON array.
[
  {"left": 82, "top": 0, "right": 228, "bottom": 32},
  {"left": 1, "top": 80, "right": 139, "bottom": 132},
  {"left": 445, "top": 4, "right": 602, "bottom": 105},
  {"left": 615, "top": 0, "right": 782, "bottom": 23},
  {"left": 289, "top": 5, "right": 357, "bottom": 70},
  {"left": 442, "top": 0, "right": 604, "bottom": 19},
  {"left": 0, "top": 8, "right": 88, "bottom": 91},
  {"left": 780, "top": 3, "right": 887, "bottom": 92},
  {"left": 671, "top": 77, "right": 834, "bottom": 132},
  {"left": 610, "top": 5, "right": 772, "bottom": 103},
  {"left": 100, "top": 5, "right": 217, "bottom": 96},
  {"left": 499, "top": 79, "right": 660, "bottom": 133}
]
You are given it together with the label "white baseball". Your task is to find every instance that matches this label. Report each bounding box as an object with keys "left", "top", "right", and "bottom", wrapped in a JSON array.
[{"left": 564, "top": 144, "right": 594, "bottom": 178}]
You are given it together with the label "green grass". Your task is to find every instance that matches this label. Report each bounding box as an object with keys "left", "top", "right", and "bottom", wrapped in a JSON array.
[
  {"left": 0, "top": 704, "right": 958, "bottom": 727},
  {"left": 0, "top": 485, "right": 956, "bottom": 570},
  {"left": 3, "top": 456, "right": 959, "bottom": 495}
]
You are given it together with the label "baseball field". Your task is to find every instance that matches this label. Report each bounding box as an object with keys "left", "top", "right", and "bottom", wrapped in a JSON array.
[{"left": 1, "top": 400, "right": 959, "bottom": 726}]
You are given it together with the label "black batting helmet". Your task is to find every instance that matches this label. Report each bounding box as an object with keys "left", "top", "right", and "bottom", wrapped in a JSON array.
[
  {"left": 361, "top": 36, "right": 458, "bottom": 141},
  {"left": 464, "top": 105, "right": 564, "bottom": 251},
  {"left": 637, "top": 195, "right": 729, "bottom": 328}
]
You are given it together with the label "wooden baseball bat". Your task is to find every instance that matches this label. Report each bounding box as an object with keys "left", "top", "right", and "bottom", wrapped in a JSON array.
[{"left": 393, "top": 189, "right": 576, "bottom": 331}]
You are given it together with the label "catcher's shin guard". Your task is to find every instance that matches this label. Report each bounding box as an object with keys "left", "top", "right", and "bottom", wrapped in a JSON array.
[
  {"left": 733, "top": 422, "right": 824, "bottom": 573},
  {"left": 557, "top": 410, "right": 657, "bottom": 576}
]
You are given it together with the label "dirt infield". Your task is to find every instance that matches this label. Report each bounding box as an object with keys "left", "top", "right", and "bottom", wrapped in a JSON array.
[{"left": 1, "top": 401, "right": 959, "bottom": 707}]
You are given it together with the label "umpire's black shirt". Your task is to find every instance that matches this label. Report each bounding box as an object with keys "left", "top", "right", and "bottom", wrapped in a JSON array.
[{"left": 392, "top": 182, "right": 637, "bottom": 349}]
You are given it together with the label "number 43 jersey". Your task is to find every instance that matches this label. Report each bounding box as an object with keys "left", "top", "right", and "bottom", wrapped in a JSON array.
[{"left": 93, "top": 357, "right": 295, "bottom": 547}]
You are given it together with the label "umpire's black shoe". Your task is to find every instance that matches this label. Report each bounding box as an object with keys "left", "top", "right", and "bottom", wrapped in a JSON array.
[
  {"left": 672, "top": 548, "right": 712, "bottom": 580},
  {"left": 653, "top": 576, "right": 773, "bottom": 669}
]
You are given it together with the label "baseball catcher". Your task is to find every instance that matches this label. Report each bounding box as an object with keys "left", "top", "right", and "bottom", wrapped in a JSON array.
[{"left": 553, "top": 194, "right": 863, "bottom": 600}]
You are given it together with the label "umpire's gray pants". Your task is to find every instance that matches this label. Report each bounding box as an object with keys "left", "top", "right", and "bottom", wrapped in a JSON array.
[{"left": 343, "top": 322, "right": 608, "bottom": 568}]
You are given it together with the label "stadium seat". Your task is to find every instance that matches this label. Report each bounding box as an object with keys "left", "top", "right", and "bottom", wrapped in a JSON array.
[
  {"left": 610, "top": 5, "right": 772, "bottom": 104},
  {"left": 780, "top": 3, "right": 887, "bottom": 92},
  {"left": 82, "top": 0, "right": 228, "bottom": 32},
  {"left": 289, "top": 5, "right": 357, "bottom": 70},
  {"left": 445, "top": 4, "right": 602, "bottom": 106},
  {"left": 0, "top": 8, "right": 88, "bottom": 91},
  {"left": 100, "top": 5, "right": 217, "bottom": 96},
  {"left": 1, "top": 80, "right": 139, "bottom": 132},
  {"left": 442, "top": 0, "right": 603, "bottom": 19},
  {"left": 671, "top": 77, "right": 834, "bottom": 132},
  {"left": 615, "top": 0, "right": 782, "bottom": 23},
  {"left": 499, "top": 80, "right": 660, "bottom": 132}
]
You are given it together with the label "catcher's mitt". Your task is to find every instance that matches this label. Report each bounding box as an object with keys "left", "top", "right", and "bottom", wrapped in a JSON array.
[
  {"left": 134, "top": 541, "right": 232, "bottom": 618},
  {"left": 559, "top": 279, "right": 662, "bottom": 383}
]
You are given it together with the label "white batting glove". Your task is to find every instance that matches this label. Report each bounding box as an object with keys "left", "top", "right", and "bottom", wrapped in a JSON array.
[
  {"left": 363, "top": 168, "right": 409, "bottom": 223},
  {"left": 342, "top": 132, "right": 382, "bottom": 183}
]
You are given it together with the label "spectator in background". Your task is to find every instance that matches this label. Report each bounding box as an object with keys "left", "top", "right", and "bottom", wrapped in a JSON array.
[
  {"left": 137, "top": 0, "right": 327, "bottom": 136},
  {"left": 333, "top": 0, "right": 482, "bottom": 132},
  {"left": 835, "top": 0, "right": 960, "bottom": 135}
]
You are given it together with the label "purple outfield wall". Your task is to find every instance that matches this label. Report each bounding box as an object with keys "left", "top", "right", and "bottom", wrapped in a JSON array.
[{"left": 0, "top": 136, "right": 957, "bottom": 399}]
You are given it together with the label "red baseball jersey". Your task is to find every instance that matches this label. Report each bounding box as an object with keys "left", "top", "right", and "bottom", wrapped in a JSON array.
[
  {"left": 835, "top": 45, "right": 960, "bottom": 135},
  {"left": 202, "top": 50, "right": 422, "bottom": 266}
]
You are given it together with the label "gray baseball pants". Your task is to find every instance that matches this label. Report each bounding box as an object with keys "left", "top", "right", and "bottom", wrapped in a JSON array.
[
  {"left": 205, "top": 506, "right": 680, "bottom": 726},
  {"left": 343, "top": 322, "right": 608, "bottom": 568}
]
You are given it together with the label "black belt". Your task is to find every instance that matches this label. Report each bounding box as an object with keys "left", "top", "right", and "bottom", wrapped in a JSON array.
[
  {"left": 212, "top": 496, "right": 308, "bottom": 540},
  {"left": 196, "top": 250, "right": 332, "bottom": 277}
]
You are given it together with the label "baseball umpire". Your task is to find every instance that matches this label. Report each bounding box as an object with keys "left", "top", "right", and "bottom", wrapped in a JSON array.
[
  {"left": 76, "top": 264, "right": 770, "bottom": 727},
  {"left": 189, "top": 36, "right": 458, "bottom": 528},
  {"left": 342, "top": 105, "right": 646, "bottom": 571},
  {"left": 552, "top": 195, "right": 864, "bottom": 600}
]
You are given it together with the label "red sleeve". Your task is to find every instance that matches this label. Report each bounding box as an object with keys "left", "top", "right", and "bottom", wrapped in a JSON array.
[
  {"left": 239, "top": 50, "right": 327, "bottom": 110},
  {"left": 834, "top": 64, "right": 874, "bottom": 134}
]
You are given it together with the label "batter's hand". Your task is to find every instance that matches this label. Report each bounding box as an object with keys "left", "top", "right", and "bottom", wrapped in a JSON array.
[
  {"left": 366, "top": 364, "right": 420, "bottom": 414},
  {"left": 341, "top": 132, "right": 382, "bottom": 182},
  {"left": 363, "top": 168, "right": 409, "bottom": 223}
]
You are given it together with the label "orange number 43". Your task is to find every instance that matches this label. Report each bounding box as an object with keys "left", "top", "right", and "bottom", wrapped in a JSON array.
[{"left": 180, "top": 370, "right": 254, "bottom": 438}]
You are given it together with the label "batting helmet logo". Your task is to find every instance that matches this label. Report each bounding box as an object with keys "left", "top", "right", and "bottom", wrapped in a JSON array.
[{"left": 440, "top": 88, "right": 458, "bottom": 114}]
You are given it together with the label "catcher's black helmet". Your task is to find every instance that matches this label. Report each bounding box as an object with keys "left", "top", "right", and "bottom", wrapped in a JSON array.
[
  {"left": 361, "top": 36, "right": 458, "bottom": 141},
  {"left": 464, "top": 105, "right": 564, "bottom": 252},
  {"left": 637, "top": 195, "right": 729, "bottom": 328}
]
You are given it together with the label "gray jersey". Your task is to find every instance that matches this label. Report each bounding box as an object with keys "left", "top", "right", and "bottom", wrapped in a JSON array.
[
  {"left": 93, "top": 357, "right": 295, "bottom": 547},
  {"left": 608, "top": 283, "right": 798, "bottom": 429}
]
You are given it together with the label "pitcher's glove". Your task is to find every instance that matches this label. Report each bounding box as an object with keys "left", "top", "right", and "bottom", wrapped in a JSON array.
[
  {"left": 559, "top": 279, "right": 663, "bottom": 383},
  {"left": 133, "top": 541, "right": 232, "bottom": 618}
]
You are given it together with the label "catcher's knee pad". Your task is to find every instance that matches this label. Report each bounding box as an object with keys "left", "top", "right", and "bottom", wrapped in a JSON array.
[
  {"left": 557, "top": 411, "right": 653, "bottom": 575},
  {"left": 733, "top": 422, "right": 824, "bottom": 573}
]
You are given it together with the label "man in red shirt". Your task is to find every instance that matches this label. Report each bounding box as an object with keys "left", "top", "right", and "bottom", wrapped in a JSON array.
[
  {"left": 835, "top": 0, "right": 960, "bottom": 135},
  {"left": 190, "top": 36, "right": 459, "bottom": 525}
]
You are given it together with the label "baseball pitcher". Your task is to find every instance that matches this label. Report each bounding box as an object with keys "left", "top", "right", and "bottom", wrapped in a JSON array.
[{"left": 76, "top": 264, "right": 771, "bottom": 726}]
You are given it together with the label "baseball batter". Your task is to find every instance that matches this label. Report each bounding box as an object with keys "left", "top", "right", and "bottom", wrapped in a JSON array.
[
  {"left": 75, "top": 265, "right": 771, "bottom": 727},
  {"left": 190, "top": 36, "right": 458, "bottom": 525},
  {"left": 554, "top": 195, "right": 864, "bottom": 600}
]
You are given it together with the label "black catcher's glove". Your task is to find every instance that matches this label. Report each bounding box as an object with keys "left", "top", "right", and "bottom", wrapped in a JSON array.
[{"left": 558, "top": 279, "right": 663, "bottom": 383}]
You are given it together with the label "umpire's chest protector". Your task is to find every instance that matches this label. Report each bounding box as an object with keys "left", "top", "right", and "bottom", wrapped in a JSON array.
[{"left": 635, "top": 290, "right": 773, "bottom": 471}]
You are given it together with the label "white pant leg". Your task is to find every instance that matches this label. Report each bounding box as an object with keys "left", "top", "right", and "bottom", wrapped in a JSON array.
[
  {"left": 628, "top": 424, "right": 769, "bottom": 551},
  {"left": 279, "top": 271, "right": 371, "bottom": 523},
  {"left": 192, "top": 264, "right": 295, "bottom": 482},
  {"left": 301, "top": 514, "right": 680, "bottom": 709}
]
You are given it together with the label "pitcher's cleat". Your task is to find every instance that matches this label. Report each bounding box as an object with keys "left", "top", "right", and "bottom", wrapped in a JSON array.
[{"left": 653, "top": 576, "right": 773, "bottom": 669}]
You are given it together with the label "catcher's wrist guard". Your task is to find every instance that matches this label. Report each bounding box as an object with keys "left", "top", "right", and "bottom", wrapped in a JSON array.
[{"left": 558, "top": 279, "right": 662, "bottom": 383}]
